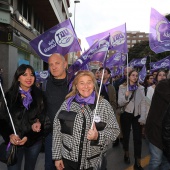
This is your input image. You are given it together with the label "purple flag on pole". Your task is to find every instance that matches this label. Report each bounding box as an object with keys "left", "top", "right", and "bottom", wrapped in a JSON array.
[
  {"left": 35, "top": 70, "right": 49, "bottom": 84},
  {"left": 138, "top": 65, "right": 147, "bottom": 83},
  {"left": 29, "top": 19, "right": 81, "bottom": 62},
  {"left": 129, "top": 57, "right": 147, "bottom": 68},
  {"left": 86, "top": 23, "right": 128, "bottom": 53},
  {"left": 111, "top": 66, "right": 122, "bottom": 77},
  {"left": 149, "top": 8, "right": 170, "bottom": 54},
  {"left": 68, "top": 35, "right": 110, "bottom": 84},
  {"left": 106, "top": 52, "right": 126, "bottom": 68},
  {"left": 81, "top": 64, "right": 90, "bottom": 71},
  {"left": 150, "top": 55, "right": 170, "bottom": 71}
]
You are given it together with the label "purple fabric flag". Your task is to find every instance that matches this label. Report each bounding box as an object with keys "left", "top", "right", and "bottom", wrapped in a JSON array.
[
  {"left": 138, "top": 65, "right": 147, "bottom": 83},
  {"left": 150, "top": 55, "right": 170, "bottom": 71},
  {"left": 86, "top": 23, "right": 128, "bottom": 53},
  {"left": 129, "top": 57, "right": 147, "bottom": 68},
  {"left": 149, "top": 8, "right": 170, "bottom": 54},
  {"left": 111, "top": 66, "right": 122, "bottom": 77},
  {"left": 35, "top": 70, "right": 49, "bottom": 82},
  {"left": 81, "top": 64, "right": 90, "bottom": 71},
  {"left": 106, "top": 52, "right": 126, "bottom": 68},
  {"left": 68, "top": 35, "right": 110, "bottom": 84},
  {"left": 30, "top": 19, "right": 81, "bottom": 62}
]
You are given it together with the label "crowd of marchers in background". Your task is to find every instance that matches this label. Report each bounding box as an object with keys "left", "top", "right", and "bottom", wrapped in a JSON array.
[{"left": 0, "top": 54, "right": 170, "bottom": 170}]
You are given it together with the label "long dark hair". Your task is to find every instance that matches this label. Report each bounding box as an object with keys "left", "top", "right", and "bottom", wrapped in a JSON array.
[
  {"left": 143, "top": 74, "right": 153, "bottom": 87},
  {"left": 7, "top": 64, "right": 36, "bottom": 103}
]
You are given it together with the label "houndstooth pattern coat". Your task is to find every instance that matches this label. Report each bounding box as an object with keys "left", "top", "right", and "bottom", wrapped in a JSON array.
[{"left": 52, "top": 98, "right": 120, "bottom": 170}]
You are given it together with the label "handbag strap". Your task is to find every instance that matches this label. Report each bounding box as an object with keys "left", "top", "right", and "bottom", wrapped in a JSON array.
[{"left": 124, "top": 90, "right": 135, "bottom": 107}]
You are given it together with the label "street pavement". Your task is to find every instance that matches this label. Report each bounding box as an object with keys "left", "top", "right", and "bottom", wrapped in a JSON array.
[{"left": 0, "top": 135, "right": 150, "bottom": 170}]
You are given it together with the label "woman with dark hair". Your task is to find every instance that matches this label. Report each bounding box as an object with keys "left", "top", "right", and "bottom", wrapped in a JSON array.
[
  {"left": 142, "top": 74, "right": 154, "bottom": 96},
  {"left": 52, "top": 70, "right": 120, "bottom": 170},
  {"left": 118, "top": 69, "right": 146, "bottom": 170},
  {"left": 141, "top": 74, "right": 154, "bottom": 138},
  {"left": 0, "top": 64, "right": 51, "bottom": 170},
  {"left": 146, "top": 70, "right": 167, "bottom": 107}
]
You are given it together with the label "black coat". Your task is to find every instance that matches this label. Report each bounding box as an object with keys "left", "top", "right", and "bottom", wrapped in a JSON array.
[
  {"left": 162, "top": 103, "right": 170, "bottom": 162},
  {"left": 145, "top": 79, "right": 170, "bottom": 149},
  {"left": 0, "top": 86, "right": 51, "bottom": 147}
]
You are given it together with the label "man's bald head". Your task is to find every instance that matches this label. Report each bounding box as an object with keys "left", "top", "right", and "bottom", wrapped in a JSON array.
[{"left": 48, "top": 53, "right": 67, "bottom": 79}]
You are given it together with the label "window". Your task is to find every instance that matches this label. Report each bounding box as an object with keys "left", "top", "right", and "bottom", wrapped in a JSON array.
[
  {"left": 33, "top": 56, "right": 41, "bottom": 71},
  {"left": 18, "top": 50, "right": 30, "bottom": 66},
  {"left": 132, "top": 40, "right": 136, "bottom": 43}
]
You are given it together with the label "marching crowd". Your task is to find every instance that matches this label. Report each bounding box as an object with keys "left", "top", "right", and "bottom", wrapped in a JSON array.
[{"left": 0, "top": 53, "right": 170, "bottom": 170}]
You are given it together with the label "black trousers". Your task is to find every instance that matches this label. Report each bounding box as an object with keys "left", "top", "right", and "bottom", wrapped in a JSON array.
[
  {"left": 120, "top": 112, "right": 142, "bottom": 158},
  {"left": 62, "top": 158, "right": 93, "bottom": 170}
]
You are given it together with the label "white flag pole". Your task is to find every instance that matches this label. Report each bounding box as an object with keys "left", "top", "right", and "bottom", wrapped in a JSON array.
[
  {"left": 126, "top": 53, "right": 129, "bottom": 91},
  {"left": 0, "top": 82, "right": 17, "bottom": 135},
  {"left": 91, "top": 50, "right": 108, "bottom": 129}
]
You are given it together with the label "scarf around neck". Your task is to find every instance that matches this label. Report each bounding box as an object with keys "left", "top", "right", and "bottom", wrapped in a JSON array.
[
  {"left": 128, "top": 84, "right": 138, "bottom": 91},
  {"left": 67, "top": 91, "right": 95, "bottom": 111},
  {"left": 19, "top": 87, "right": 33, "bottom": 110}
]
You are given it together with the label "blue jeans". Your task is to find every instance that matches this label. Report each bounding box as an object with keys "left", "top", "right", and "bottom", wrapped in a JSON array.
[
  {"left": 8, "top": 140, "right": 42, "bottom": 170},
  {"left": 45, "top": 133, "right": 55, "bottom": 170},
  {"left": 149, "top": 142, "right": 170, "bottom": 170}
]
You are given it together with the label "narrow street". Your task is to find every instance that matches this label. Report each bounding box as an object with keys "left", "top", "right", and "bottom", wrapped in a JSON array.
[{"left": 0, "top": 135, "right": 150, "bottom": 170}]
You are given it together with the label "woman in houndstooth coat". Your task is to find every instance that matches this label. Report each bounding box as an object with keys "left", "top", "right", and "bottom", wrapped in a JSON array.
[{"left": 52, "top": 70, "right": 120, "bottom": 170}]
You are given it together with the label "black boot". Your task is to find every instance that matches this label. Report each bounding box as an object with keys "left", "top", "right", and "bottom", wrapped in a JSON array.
[
  {"left": 124, "top": 151, "right": 130, "bottom": 164},
  {"left": 134, "top": 158, "right": 143, "bottom": 170}
]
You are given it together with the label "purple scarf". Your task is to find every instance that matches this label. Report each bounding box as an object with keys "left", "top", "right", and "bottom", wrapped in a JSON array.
[
  {"left": 98, "top": 80, "right": 110, "bottom": 93},
  {"left": 67, "top": 91, "right": 95, "bottom": 111},
  {"left": 19, "top": 87, "right": 33, "bottom": 110},
  {"left": 128, "top": 84, "right": 138, "bottom": 91}
]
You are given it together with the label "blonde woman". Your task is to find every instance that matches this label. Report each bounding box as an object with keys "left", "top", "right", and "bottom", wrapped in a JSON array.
[
  {"left": 118, "top": 69, "right": 146, "bottom": 170},
  {"left": 52, "top": 70, "right": 120, "bottom": 170}
]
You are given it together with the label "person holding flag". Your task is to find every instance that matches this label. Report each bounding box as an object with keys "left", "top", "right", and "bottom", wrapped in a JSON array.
[
  {"left": 52, "top": 70, "right": 119, "bottom": 170},
  {"left": 0, "top": 64, "right": 51, "bottom": 170}
]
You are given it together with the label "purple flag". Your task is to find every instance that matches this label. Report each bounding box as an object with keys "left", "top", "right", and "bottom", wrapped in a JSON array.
[
  {"left": 35, "top": 70, "right": 49, "bottom": 82},
  {"left": 30, "top": 19, "right": 81, "bottom": 62},
  {"left": 149, "top": 8, "right": 170, "bottom": 54},
  {"left": 138, "top": 65, "right": 147, "bottom": 83},
  {"left": 86, "top": 23, "right": 128, "bottom": 53},
  {"left": 68, "top": 35, "right": 110, "bottom": 83},
  {"left": 106, "top": 52, "right": 126, "bottom": 68},
  {"left": 150, "top": 55, "right": 170, "bottom": 71},
  {"left": 129, "top": 57, "right": 147, "bottom": 68},
  {"left": 81, "top": 64, "right": 90, "bottom": 71},
  {"left": 111, "top": 66, "right": 122, "bottom": 77}
]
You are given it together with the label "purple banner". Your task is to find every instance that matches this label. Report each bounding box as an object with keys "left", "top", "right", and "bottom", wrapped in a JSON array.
[
  {"left": 149, "top": 8, "right": 170, "bottom": 54},
  {"left": 111, "top": 66, "right": 122, "bottom": 77},
  {"left": 35, "top": 70, "right": 49, "bottom": 82},
  {"left": 150, "top": 55, "right": 170, "bottom": 71},
  {"left": 68, "top": 35, "right": 110, "bottom": 83},
  {"left": 86, "top": 23, "right": 128, "bottom": 53},
  {"left": 129, "top": 57, "right": 147, "bottom": 68},
  {"left": 106, "top": 52, "right": 126, "bottom": 68},
  {"left": 30, "top": 19, "right": 81, "bottom": 62},
  {"left": 138, "top": 65, "right": 147, "bottom": 83}
]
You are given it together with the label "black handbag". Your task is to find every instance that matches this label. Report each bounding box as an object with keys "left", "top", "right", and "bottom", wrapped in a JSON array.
[{"left": 0, "top": 142, "right": 17, "bottom": 166}]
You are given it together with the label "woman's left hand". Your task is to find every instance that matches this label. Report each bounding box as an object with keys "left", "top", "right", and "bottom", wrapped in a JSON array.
[
  {"left": 32, "top": 119, "right": 41, "bottom": 132},
  {"left": 18, "top": 137, "right": 27, "bottom": 145},
  {"left": 87, "top": 123, "right": 98, "bottom": 141}
]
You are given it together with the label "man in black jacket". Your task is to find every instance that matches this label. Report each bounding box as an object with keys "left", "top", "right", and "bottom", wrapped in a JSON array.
[
  {"left": 44, "top": 53, "right": 68, "bottom": 170},
  {"left": 145, "top": 78, "right": 170, "bottom": 169}
]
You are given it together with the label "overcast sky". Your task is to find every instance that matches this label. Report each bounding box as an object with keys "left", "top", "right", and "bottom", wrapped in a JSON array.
[{"left": 68, "top": 0, "right": 170, "bottom": 50}]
